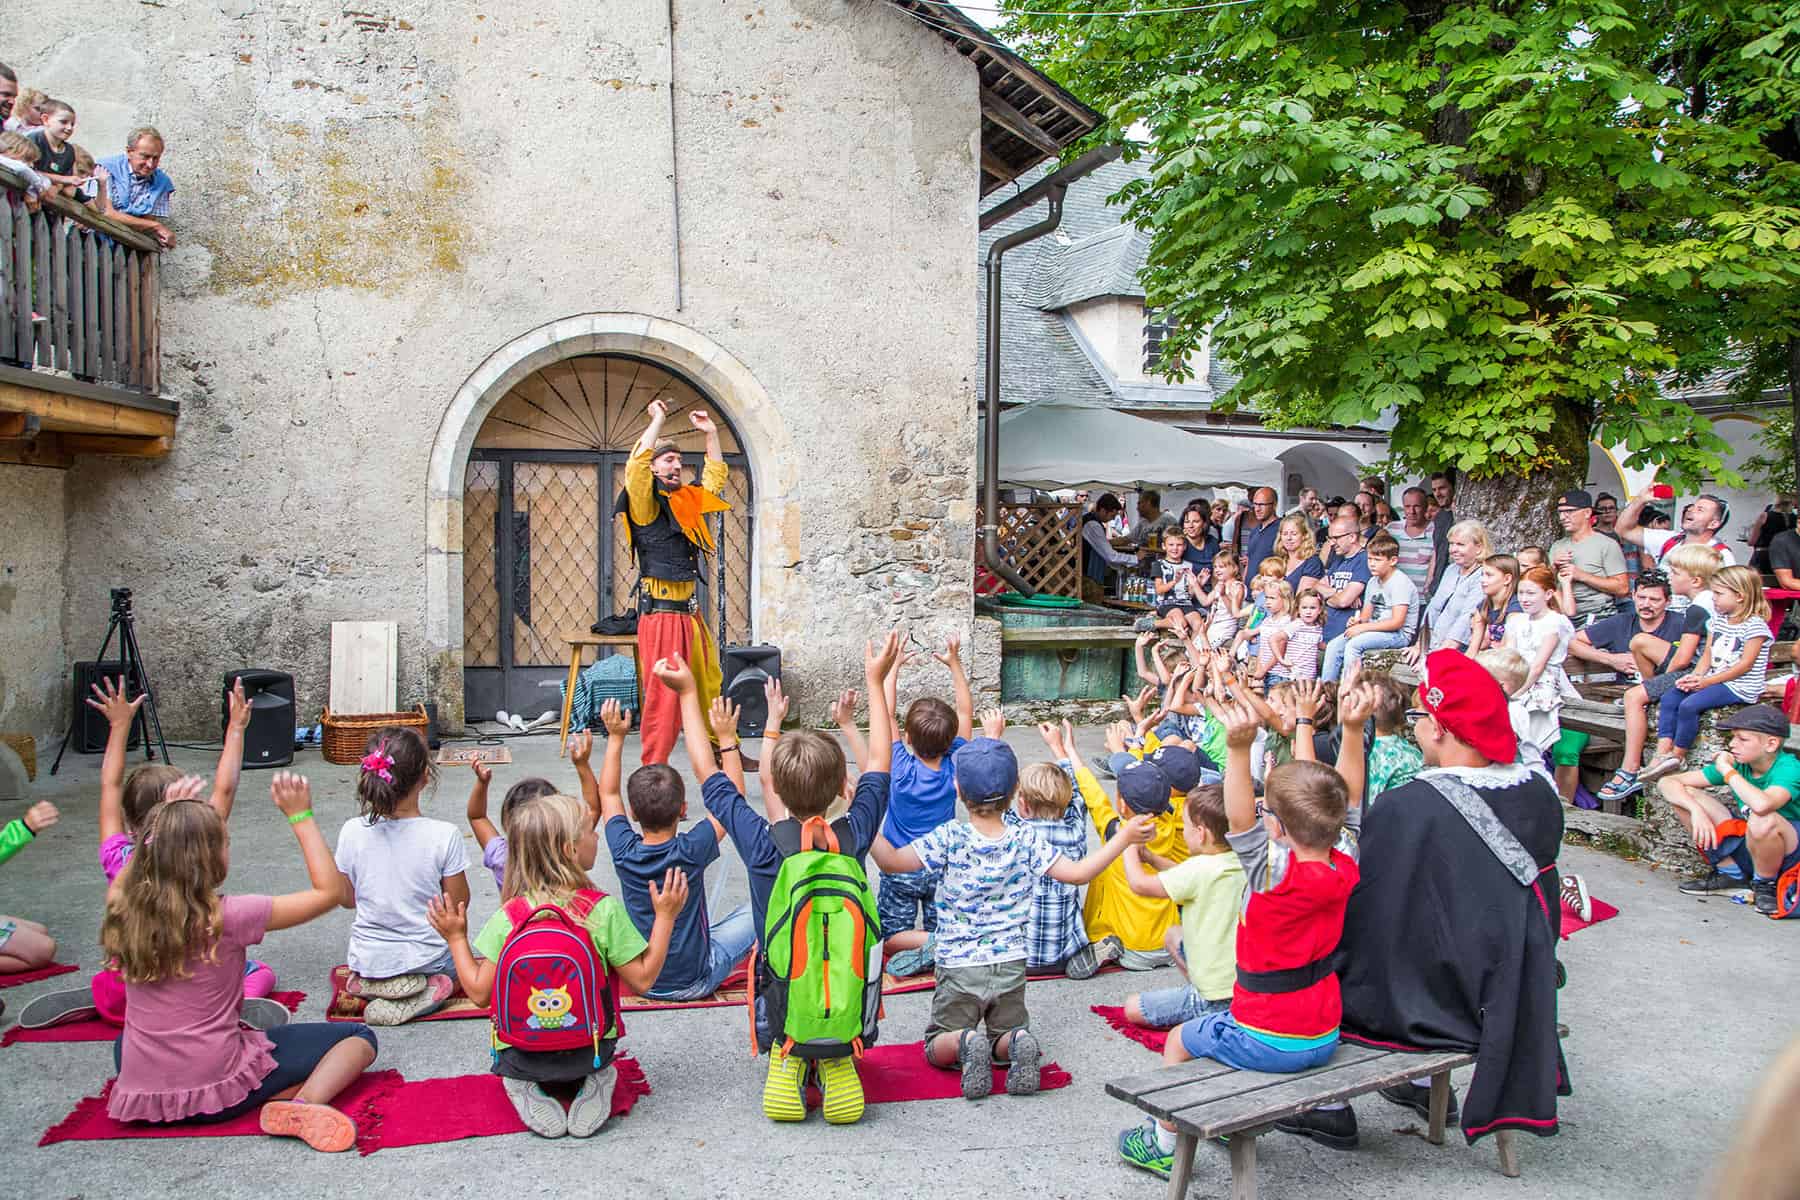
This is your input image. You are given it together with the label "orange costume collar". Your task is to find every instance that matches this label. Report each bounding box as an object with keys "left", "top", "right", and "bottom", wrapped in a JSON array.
[{"left": 661, "top": 484, "right": 731, "bottom": 552}]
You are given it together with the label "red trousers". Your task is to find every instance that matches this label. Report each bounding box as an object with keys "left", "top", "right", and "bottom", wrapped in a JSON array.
[{"left": 636, "top": 611, "right": 721, "bottom": 766}]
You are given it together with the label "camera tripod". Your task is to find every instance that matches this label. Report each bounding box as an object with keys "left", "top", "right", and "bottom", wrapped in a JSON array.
[{"left": 50, "top": 587, "right": 171, "bottom": 775}]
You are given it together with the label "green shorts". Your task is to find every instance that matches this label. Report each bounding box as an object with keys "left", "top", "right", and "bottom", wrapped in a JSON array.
[
  {"left": 925, "top": 959, "right": 1029, "bottom": 1049},
  {"left": 1552, "top": 727, "right": 1590, "bottom": 767}
]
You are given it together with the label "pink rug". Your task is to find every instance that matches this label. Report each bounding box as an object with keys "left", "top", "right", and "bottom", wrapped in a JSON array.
[
  {"left": 1560, "top": 896, "right": 1620, "bottom": 938},
  {"left": 0, "top": 962, "right": 80, "bottom": 988},
  {"left": 4, "top": 992, "right": 306, "bottom": 1048},
  {"left": 1092, "top": 1004, "right": 1169, "bottom": 1053},
  {"left": 799, "top": 1041, "right": 1071, "bottom": 1106}
]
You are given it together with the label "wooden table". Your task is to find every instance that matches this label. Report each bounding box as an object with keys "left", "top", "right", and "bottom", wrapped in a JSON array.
[{"left": 557, "top": 633, "right": 640, "bottom": 757}]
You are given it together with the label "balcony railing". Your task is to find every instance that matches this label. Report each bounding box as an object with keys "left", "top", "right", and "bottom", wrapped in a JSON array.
[{"left": 2, "top": 164, "right": 162, "bottom": 396}]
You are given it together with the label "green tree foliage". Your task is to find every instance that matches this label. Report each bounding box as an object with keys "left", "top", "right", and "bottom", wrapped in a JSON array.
[{"left": 1001, "top": 0, "right": 1800, "bottom": 489}]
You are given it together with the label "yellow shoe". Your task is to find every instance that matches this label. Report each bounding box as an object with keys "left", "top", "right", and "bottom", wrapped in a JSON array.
[
  {"left": 762, "top": 1048, "right": 808, "bottom": 1122},
  {"left": 816, "top": 1054, "right": 865, "bottom": 1125}
]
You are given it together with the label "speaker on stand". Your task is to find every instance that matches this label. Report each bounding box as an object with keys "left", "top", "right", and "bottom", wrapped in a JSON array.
[
  {"left": 720, "top": 645, "right": 782, "bottom": 737},
  {"left": 223, "top": 669, "right": 296, "bottom": 769}
]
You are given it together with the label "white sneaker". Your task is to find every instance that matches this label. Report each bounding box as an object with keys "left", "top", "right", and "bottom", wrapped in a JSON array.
[
  {"left": 565, "top": 1066, "right": 615, "bottom": 1137},
  {"left": 503, "top": 1076, "right": 568, "bottom": 1138}
]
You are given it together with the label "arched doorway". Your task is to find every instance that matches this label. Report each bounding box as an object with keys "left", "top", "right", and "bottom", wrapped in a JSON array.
[{"left": 460, "top": 354, "right": 755, "bottom": 720}]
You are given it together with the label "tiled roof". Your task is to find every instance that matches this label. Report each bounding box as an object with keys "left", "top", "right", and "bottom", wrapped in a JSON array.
[
  {"left": 1659, "top": 362, "right": 1785, "bottom": 404},
  {"left": 1025, "top": 223, "right": 1152, "bottom": 309}
]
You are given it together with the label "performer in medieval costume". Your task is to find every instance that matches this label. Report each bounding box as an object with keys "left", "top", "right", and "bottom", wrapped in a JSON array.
[{"left": 617, "top": 399, "right": 732, "bottom": 766}]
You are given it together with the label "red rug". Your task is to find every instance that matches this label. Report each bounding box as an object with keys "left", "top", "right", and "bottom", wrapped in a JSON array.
[
  {"left": 1560, "top": 896, "right": 1620, "bottom": 938},
  {"left": 4, "top": 992, "right": 307, "bottom": 1048},
  {"left": 39, "top": 1057, "right": 650, "bottom": 1154},
  {"left": 799, "top": 1041, "right": 1070, "bottom": 1106},
  {"left": 1092, "top": 1005, "right": 1169, "bottom": 1053},
  {"left": 0, "top": 962, "right": 80, "bottom": 989}
]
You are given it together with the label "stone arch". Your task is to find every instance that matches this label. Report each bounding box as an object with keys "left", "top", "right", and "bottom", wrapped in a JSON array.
[
  {"left": 425, "top": 314, "right": 796, "bottom": 723},
  {"left": 1275, "top": 442, "right": 1365, "bottom": 506}
]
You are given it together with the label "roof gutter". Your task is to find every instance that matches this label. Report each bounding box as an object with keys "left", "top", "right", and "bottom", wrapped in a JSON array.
[{"left": 980, "top": 145, "right": 1121, "bottom": 596}]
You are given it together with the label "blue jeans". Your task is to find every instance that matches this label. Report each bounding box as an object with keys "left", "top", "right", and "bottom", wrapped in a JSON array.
[
  {"left": 878, "top": 867, "right": 940, "bottom": 937},
  {"left": 1177, "top": 1010, "right": 1338, "bottom": 1072},
  {"left": 1656, "top": 681, "right": 1746, "bottom": 749},
  {"left": 1136, "top": 984, "right": 1230, "bottom": 1028},
  {"left": 115, "top": 1023, "right": 378, "bottom": 1123},
  {"left": 1320, "top": 629, "right": 1414, "bottom": 682},
  {"left": 646, "top": 904, "right": 757, "bottom": 1001}
]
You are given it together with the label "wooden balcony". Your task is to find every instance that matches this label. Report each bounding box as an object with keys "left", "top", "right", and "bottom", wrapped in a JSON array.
[{"left": 1, "top": 164, "right": 176, "bottom": 468}]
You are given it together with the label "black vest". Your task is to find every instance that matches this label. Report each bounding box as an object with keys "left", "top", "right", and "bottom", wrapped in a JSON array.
[
  {"left": 615, "top": 487, "right": 702, "bottom": 583},
  {"left": 1082, "top": 512, "right": 1111, "bottom": 584}
]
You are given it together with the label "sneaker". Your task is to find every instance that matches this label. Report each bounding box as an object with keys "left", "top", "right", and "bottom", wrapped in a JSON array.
[
  {"left": 565, "top": 1066, "right": 615, "bottom": 1137},
  {"left": 363, "top": 974, "right": 453, "bottom": 1025},
  {"left": 1678, "top": 872, "right": 1750, "bottom": 897},
  {"left": 1274, "top": 1105, "right": 1360, "bottom": 1150},
  {"left": 1088, "top": 753, "right": 1117, "bottom": 780},
  {"left": 239, "top": 997, "right": 291, "bottom": 1031},
  {"left": 1638, "top": 755, "right": 1684, "bottom": 783},
  {"left": 762, "top": 1048, "right": 808, "bottom": 1122},
  {"left": 1596, "top": 770, "right": 1642, "bottom": 804},
  {"left": 1067, "top": 934, "right": 1124, "bottom": 981},
  {"left": 259, "top": 1100, "right": 357, "bottom": 1152},
  {"left": 1561, "top": 873, "right": 1593, "bottom": 923},
  {"left": 502, "top": 1076, "right": 567, "bottom": 1138},
  {"left": 1379, "top": 1081, "right": 1459, "bottom": 1124},
  {"left": 816, "top": 1054, "right": 866, "bottom": 1124},
  {"left": 343, "top": 972, "right": 425, "bottom": 1000},
  {"left": 1134, "top": 614, "right": 1159, "bottom": 633},
  {"left": 1753, "top": 877, "right": 1779, "bottom": 916},
  {"left": 886, "top": 937, "right": 936, "bottom": 978},
  {"left": 1117, "top": 1121, "right": 1174, "bottom": 1179},
  {"left": 1004, "top": 1029, "right": 1042, "bottom": 1096},
  {"left": 958, "top": 1030, "right": 994, "bottom": 1100},
  {"left": 18, "top": 988, "right": 98, "bottom": 1030}
]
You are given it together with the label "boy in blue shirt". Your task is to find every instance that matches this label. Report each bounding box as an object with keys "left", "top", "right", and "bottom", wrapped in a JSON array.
[{"left": 594, "top": 697, "right": 755, "bottom": 1002}]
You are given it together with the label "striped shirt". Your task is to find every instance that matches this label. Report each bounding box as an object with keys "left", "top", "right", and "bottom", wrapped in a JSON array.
[
  {"left": 1708, "top": 614, "right": 1772, "bottom": 702},
  {"left": 1385, "top": 522, "right": 1435, "bottom": 593},
  {"left": 1286, "top": 624, "right": 1324, "bottom": 680}
]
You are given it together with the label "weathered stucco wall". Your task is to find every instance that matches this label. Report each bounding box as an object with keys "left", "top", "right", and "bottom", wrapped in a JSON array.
[
  {"left": 0, "top": 465, "right": 68, "bottom": 738},
  {"left": 9, "top": 0, "right": 980, "bottom": 734}
]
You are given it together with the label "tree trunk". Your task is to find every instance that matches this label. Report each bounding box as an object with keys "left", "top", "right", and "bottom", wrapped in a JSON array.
[
  {"left": 1450, "top": 401, "right": 1591, "bottom": 555},
  {"left": 1788, "top": 336, "right": 1799, "bottom": 494}
]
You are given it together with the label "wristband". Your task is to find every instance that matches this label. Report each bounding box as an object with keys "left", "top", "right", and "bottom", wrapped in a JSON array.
[
  {"left": 717, "top": 743, "right": 739, "bottom": 755},
  {"left": 1295, "top": 716, "right": 1314, "bottom": 725},
  {"left": 287, "top": 808, "right": 313, "bottom": 825}
]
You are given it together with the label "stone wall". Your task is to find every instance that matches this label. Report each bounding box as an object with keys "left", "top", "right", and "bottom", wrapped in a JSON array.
[
  {"left": 0, "top": 465, "right": 69, "bottom": 740},
  {"left": 8, "top": 0, "right": 981, "bottom": 734}
]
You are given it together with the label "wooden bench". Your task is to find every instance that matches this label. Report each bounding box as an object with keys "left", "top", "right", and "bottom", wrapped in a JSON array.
[{"left": 1107, "top": 1042, "right": 1521, "bottom": 1199}]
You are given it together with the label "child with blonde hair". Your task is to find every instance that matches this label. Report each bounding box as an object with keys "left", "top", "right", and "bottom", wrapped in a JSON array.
[
  {"left": 1251, "top": 579, "right": 1299, "bottom": 687},
  {"left": 100, "top": 775, "right": 378, "bottom": 1151},
  {"left": 428, "top": 791, "right": 685, "bottom": 1138},
  {"left": 1196, "top": 549, "right": 1244, "bottom": 650},
  {"left": 1476, "top": 647, "right": 1533, "bottom": 754},
  {"left": 1014, "top": 721, "right": 1124, "bottom": 978},
  {"left": 333, "top": 726, "right": 469, "bottom": 1025},
  {"left": 466, "top": 729, "right": 600, "bottom": 890}
]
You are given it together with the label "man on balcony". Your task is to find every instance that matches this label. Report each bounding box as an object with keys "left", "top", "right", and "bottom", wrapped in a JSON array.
[
  {"left": 617, "top": 399, "right": 732, "bottom": 766},
  {"left": 95, "top": 127, "right": 175, "bottom": 249}
]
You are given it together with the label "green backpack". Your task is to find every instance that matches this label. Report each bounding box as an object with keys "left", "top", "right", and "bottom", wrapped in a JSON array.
[{"left": 761, "top": 815, "right": 882, "bottom": 1059}]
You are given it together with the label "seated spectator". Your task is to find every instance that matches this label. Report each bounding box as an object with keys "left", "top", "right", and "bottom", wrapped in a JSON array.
[
  {"left": 97, "top": 127, "right": 176, "bottom": 248},
  {"left": 1141, "top": 529, "right": 1207, "bottom": 640},
  {"left": 1770, "top": 522, "right": 1800, "bottom": 592},
  {"left": 4, "top": 85, "right": 45, "bottom": 134},
  {"left": 1469, "top": 554, "right": 1523, "bottom": 652},
  {"left": 1517, "top": 545, "right": 1546, "bottom": 571},
  {"left": 1321, "top": 532, "right": 1417, "bottom": 689},
  {"left": 1274, "top": 514, "right": 1325, "bottom": 597},
  {"left": 1567, "top": 570, "right": 1679, "bottom": 680},
  {"left": 1657, "top": 704, "right": 1800, "bottom": 915},
  {"left": 1386, "top": 487, "right": 1435, "bottom": 593},
  {"left": 1178, "top": 504, "right": 1218, "bottom": 584},
  {"left": 1412, "top": 520, "right": 1490, "bottom": 659},
  {"left": 1749, "top": 498, "right": 1796, "bottom": 573},
  {"left": 1550, "top": 489, "right": 1629, "bottom": 624},
  {"left": 1312, "top": 516, "right": 1370, "bottom": 644},
  {"left": 1363, "top": 673, "right": 1422, "bottom": 801},
  {"left": 0, "top": 131, "right": 48, "bottom": 208}
]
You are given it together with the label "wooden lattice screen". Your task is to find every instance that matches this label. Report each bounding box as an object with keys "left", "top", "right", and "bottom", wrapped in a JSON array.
[{"left": 986, "top": 502, "right": 1081, "bottom": 597}]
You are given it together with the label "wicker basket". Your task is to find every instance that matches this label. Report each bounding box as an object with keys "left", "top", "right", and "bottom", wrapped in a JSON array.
[{"left": 321, "top": 705, "right": 429, "bottom": 765}]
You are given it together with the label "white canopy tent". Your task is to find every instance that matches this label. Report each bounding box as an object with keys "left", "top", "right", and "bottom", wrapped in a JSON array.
[{"left": 985, "top": 400, "right": 1283, "bottom": 492}]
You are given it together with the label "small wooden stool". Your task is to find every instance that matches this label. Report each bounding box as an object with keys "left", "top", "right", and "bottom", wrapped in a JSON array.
[{"left": 557, "top": 633, "right": 640, "bottom": 757}]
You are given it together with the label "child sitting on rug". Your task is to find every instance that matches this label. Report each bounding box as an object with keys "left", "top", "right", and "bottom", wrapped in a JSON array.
[
  {"left": 333, "top": 726, "right": 469, "bottom": 1026},
  {"left": 696, "top": 634, "right": 900, "bottom": 1124},
  {"left": 1118, "top": 784, "right": 1244, "bottom": 1030},
  {"left": 1118, "top": 688, "right": 1364, "bottom": 1179},
  {"left": 872, "top": 715, "right": 1153, "bottom": 1099},
  {"left": 101, "top": 774, "right": 378, "bottom": 1152},
  {"left": 428, "top": 792, "right": 685, "bottom": 1139},
  {"left": 466, "top": 730, "right": 600, "bottom": 889},
  {"left": 594, "top": 695, "right": 755, "bottom": 1002},
  {"left": 20, "top": 677, "right": 279, "bottom": 1030},
  {"left": 837, "top": 633, "right": 972, "bottom": 978},
  {"left": 1010, "top": 720, "right": 1123, "bottom": 978},
  {"left": 0, "top": 801, "right": 61, "bottom": 984}
]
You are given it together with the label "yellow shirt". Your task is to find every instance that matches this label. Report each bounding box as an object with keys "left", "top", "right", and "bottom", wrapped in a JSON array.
[
  {"left": 622, "top": 445, "right": 729, "bottom": 599},
  {"left": 1075, "top": 751, "right": 1190, "bottom": 952}
]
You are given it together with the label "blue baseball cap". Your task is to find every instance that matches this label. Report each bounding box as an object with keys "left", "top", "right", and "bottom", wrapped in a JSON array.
[
  {"left": 1116, "top": 758, "right": 1173, "bottom": 816},
  {"left": 953, "top": 738, "right": 1019, "bottom": 806},
  {"left": 1149, "top": 744, "right": 1202, "bottom": 793}
]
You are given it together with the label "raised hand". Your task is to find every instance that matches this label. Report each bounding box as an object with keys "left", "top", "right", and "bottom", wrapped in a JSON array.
[
  {"left": 426, "top": 894, "right": 468, "bottom": 940},
  {"left": 866, "top": 631, "right": 903, "bottom": 680},
  {"left": 764, "top": 677, "right": 790, "bottom": 731},
  {"left": 1295, "top": 679, "right": 1324, "bottom": 722},
  {"left": 1338, "top": 682, "right": 1377, "bottom": 728},
  {"left": 1104, "top": 720, "right": 1131, "bottom": 756},
  {"left": 270, "top": 771, "right": 311, "bottom": 818},
  {"left": 23, "top": 800, "right": 59, "bottom": 834},
  {"left": 830, "top": 688, "right": 858, "bottom": 727},
  {"left": 472, "top": 760, "right": 493, "bottom": 786},
  {"left": 649, "top": 867, "right": 691, "bottom": 918},
  {"left": 980, "top": 707, "right": 1006, "bottom": 739},
  {"left": 1122, "top": 684, "right": 1157, "bottom": 724},
  {"left": 86, "top": 675, "right": 144, "bottom": 726},
  {"left": 568, "top": 729, "right": 594, "bottom": 766},
  {"left": 600, "top": 698, "right": 632, "bottom": 738},
  {"left": 1036, "top": 721, "right": 1064, "bottom": 757},
  {"left": 646, "top": 398, "right": 671, "bottom": 425},
  {"left": 689, "top": 409, "right": 717, "bottom": 434},
  {"left": 710, "top": 694, "right": 743, "bottom": 743},
  {"left": 226, "top": 679, "right": 252, "bottom": 733},
  {"left": 651, "top": 654, "right": 696, "bottom": 693},
  {"left": 164, "top": 774, "right": 209, "bottom": 803},
  {"left": 1209, "top": 698, "right": 1263, "bottom": 750},
  {"left": 933, "top": 633, "right": 963, "bottom": 667}
]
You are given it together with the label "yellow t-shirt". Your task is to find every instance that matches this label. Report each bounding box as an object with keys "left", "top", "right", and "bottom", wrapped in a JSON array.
[
  {"left": 1075, "top": 761, "right": 1190, "bottom": 952},
  {"left": 622, "top": 445, "right": 729, "bottom": 598},
  {"left": 1155, "top": 850, "right": 1246, "bottom": 1000}
]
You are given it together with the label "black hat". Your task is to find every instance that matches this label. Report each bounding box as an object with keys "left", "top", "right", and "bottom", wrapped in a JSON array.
[
  {"left": 1116, "top": 758, "right": 1173, "bottom": 816},
  {"left": 1557, "top": 489, "right": 1593, "bottom": 510},
  {"left": 1717, "top": 704, "right": 1791, "bottom": 739}
]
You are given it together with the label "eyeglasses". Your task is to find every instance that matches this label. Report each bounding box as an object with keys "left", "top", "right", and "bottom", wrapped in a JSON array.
[
  {"left": 1405, "top": 708, "right": 1430, "bottom": 723},
  {"left": 1329, "top": 529, "right": 1358, "bottom": 542}
]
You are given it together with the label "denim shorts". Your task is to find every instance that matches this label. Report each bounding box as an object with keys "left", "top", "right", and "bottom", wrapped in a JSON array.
[
  {"left": 878, "top": 867, "right": 940, "bottom": 937},
  {"left": 1136, "top": 984, "right": 1230, "bottom": 1028},
  {"left": 1178, "top": 1010, "right": 1338, "bottom": 1072}
]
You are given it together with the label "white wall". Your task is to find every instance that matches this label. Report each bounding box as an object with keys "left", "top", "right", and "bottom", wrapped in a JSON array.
[{"left": 1067, "top": 296, "right": 1208, "bottom": 385}]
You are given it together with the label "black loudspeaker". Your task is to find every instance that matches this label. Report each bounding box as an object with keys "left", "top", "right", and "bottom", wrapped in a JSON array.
[
  {"left": 223, "top": 669, "right": 295, "bottom": 769},
  {"left": 72, "top": 660, "right": 142, "bottom": 753},
  {"left": 422, "top": 701, "right": 443, "bottom": 750},
  {"left": 720, "top": 645, "right": 782, "bottom": 737}
]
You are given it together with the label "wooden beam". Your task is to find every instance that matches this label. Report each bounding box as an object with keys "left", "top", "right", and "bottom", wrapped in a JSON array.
[
  {"left": 0, "top": 412, "right": 30, "bottom": 437},
  {"left": 0, "top": 380, "right": 176, "bottom": 437},
  {"left": 0, "top": 435, "right": 72, "bottom": 469},
  {"left": 58, "top": 434, "right": 173, "bottom": 458},
  {"left": 0, "top": 163, "right": 162, "bottom": 254},
  {"left": 980, "top": 147, "right": 1014, "bottom": 184},
  {"left": 980, "top": 86, "right": 1062, "bottom": 156}
]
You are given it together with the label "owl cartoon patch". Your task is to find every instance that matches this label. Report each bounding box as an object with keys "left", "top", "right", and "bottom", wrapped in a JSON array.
[{"left": 525, "top": 984, "right": 574, "bottom": 1030}]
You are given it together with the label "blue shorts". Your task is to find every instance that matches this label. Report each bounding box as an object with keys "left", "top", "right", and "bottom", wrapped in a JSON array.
[
  {"left": 1136, "top": 984, "right": 1229, "bottom": 1028},
  {"left": 1710, "top": 817, "right": 1800, "bottom": 878},
  {"left": 1177, "top": 1010, "right": 1337, "bottom": 1073},
  {"left": 878, "top": 867, "right": 940, "bottom": 937}
]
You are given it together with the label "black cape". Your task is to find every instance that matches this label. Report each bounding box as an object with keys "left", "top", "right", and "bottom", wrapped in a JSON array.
[{"left": 1335, "top": 764, "right": 1570, "bottom": 1142}]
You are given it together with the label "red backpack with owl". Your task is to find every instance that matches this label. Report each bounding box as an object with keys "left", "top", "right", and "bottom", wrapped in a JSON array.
[{"left": 491, "top": 888, "right": 621, "bottom": 1068}]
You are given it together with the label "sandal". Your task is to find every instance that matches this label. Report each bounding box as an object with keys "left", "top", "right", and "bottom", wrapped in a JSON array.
[
  {"left": 344, "top": 972, "right": 425, "bottom": 1001},
  {"left": 1596, "top": 770, "right": 1642, "bottom": 803}
]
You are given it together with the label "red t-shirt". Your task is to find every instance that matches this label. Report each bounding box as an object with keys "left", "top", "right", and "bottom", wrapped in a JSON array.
[{"left": 1227, "top": 825, "right": 1361, "bottom": 1045}]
